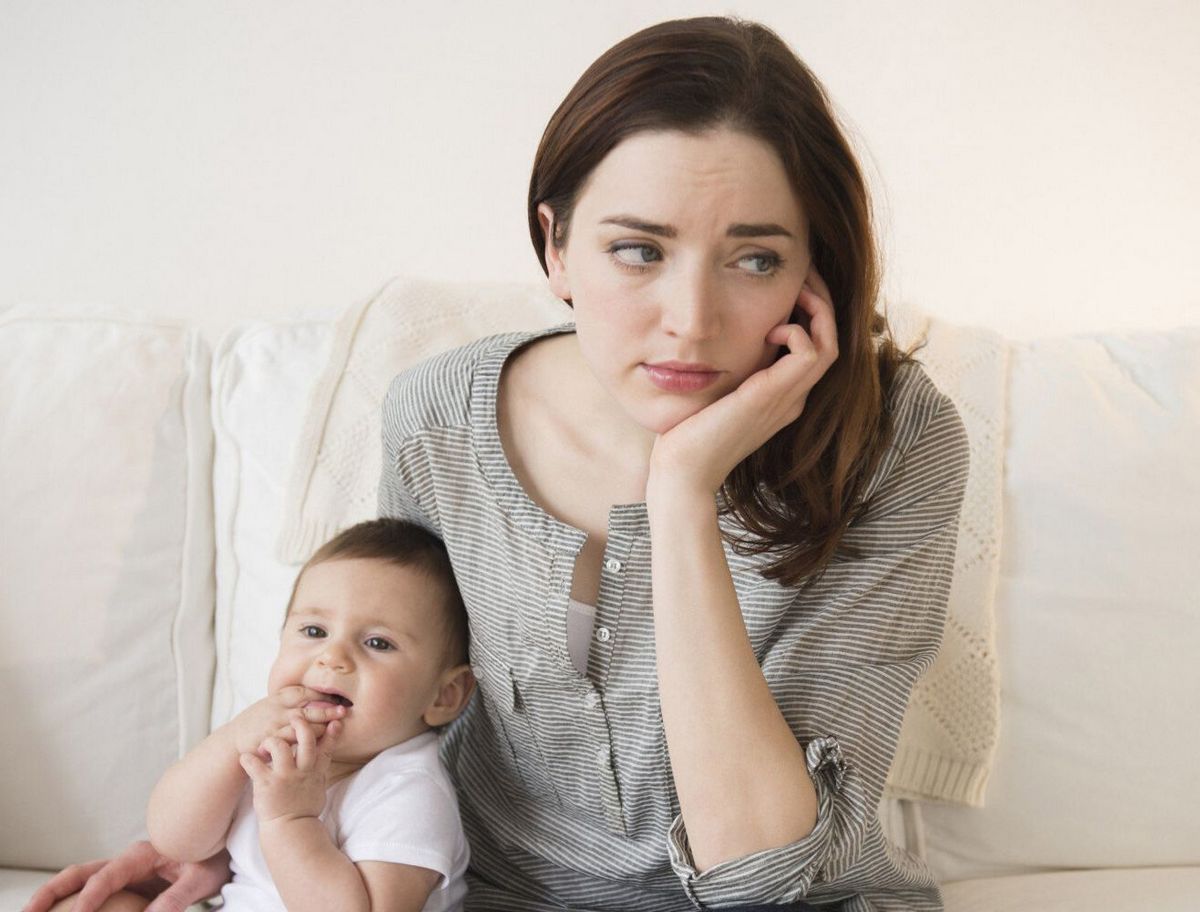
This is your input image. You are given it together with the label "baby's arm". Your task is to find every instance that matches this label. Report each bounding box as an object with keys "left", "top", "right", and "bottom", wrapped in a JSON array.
[
  {"left": 245, "top": 721, "right": 439, "bottom": 912},
  {"left": 146, "top": 686, "right": 345, "bottom": 862}
]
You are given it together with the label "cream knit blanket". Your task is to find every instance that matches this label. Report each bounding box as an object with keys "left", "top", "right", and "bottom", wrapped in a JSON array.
[{"left": 278, "top": 276, "right": 1005, "bottom": 807}]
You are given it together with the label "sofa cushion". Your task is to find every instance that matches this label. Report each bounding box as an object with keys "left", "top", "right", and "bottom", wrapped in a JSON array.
[
  {"left": 210, "top": 321, "right": 334, "bottom": 728},
  {"left": 921, "top": 328, "right": 1200, "bottom": 880},
  {"left": 0, "top": 314, "right": 214, "bottom": 869},
  {"left": 942, "top": 865, "right": 1200, "bottom": 912}
]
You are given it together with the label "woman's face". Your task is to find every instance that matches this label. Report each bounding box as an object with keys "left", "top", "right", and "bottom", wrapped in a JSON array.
[{"left": 540, "top": 127, "right": 812, "bottom": 435}]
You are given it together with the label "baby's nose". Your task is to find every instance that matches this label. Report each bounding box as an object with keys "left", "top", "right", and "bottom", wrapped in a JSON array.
[{"left": 317, "top": 645, "right": 352, "bottom": 671}]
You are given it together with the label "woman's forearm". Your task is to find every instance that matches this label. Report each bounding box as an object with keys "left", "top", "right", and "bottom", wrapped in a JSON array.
[
  {"left": 146, "top": 728, "right": 245, "bottom": 862},
  {"left": 259, "top": 817, "right": 370, "bottom": 912},
  {"left": 647, "top": 481, "right": 817, "bottom": 872}
]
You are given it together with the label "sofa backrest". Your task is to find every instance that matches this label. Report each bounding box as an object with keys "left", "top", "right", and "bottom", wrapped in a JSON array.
[
  {"left": 5, "top": 296, "right": 1197, "bottom": 880},
  {"left": 920, "top": 329, "right": 1200, "bottom": 880},
  {"left": 0, "top": 314, "right": 214, "bottom": 869}
]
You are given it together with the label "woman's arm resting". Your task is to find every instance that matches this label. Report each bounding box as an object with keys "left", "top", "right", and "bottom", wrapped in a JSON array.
[
  {"left": 22, "top": 842, "right": 231, "bottom": 912},
  {"left": 648, "top": 486, "right": 818, "bottom": 871},
  {"left": 645, "top": 272, "right": 837, "bottom": 869}
]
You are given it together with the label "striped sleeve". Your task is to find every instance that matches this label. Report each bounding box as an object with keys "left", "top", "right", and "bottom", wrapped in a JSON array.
[
  {"left": 376, "top": 337, "right": 489, "bottom": 532},
  {"left": 377, "top": 369, "right": 438, "bottom": 531},
  {"left": 667, "top": 381, "right": 970, "bottom": 909}
]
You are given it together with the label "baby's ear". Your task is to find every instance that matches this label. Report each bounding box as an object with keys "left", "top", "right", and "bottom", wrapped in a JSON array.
[{"left": 423, "top": 664, "right": 477, "bottom": 728}]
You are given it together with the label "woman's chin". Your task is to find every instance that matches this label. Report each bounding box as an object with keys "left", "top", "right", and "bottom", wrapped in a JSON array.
[{"left": 629, "top": 398, "right": 709, "bottom": 436}]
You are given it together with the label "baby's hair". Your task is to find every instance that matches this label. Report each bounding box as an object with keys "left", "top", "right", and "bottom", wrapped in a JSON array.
[{"left": 286, "top": 518, "right": 470, "bottom": 667}]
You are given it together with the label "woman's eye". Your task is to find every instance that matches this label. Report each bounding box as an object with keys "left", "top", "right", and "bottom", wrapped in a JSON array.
[
  {"left": 365, "top": 637, "right": 394, "bottom": 652},
  {"left": 737, "top": 253, "right": 783, "bottom": 277},
  {"left": 300, "top": 625, "right": 326, "bottom": 638},
  {"left": 608, "top": 243, "right": 661, "bottom": 270}
]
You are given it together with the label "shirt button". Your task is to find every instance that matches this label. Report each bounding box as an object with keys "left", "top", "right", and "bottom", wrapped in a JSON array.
[
  {"left": 595, "top": 748, "right": 610, "bottom": 767},
  {"left": 604, "top": 557, "right": 623, "bottom": 573},
  {"left": 584, "top": 692, "right": 600, "bottom": 709},
  {"left": 594, "top": 626, "right": 612, "bottom": 643}
]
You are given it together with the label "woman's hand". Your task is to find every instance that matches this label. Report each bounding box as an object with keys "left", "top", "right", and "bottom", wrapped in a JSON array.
[
  {"left": 647, "top": 267, "right": 838, "bottom": 500},
  {"left": 22, "top": 841, "right": 231, "bottom": 912}
]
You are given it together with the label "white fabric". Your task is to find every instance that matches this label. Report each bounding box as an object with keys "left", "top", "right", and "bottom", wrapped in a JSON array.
[
  {"left": 922, "top": 328, "right": 1200, "bottom": 881},
  {"left": 566, "top": 597, "right": 596, "bottom": 675},
  {"left": 276, "top": 276, "right": 571, "bottom": 562},
  {"left": 941, "top": 865, "right": 1200, "bottom": 912},
  {"left": 0, "top": 311, "right": 214, "bottom": 869},
  {"left": 883, "top": 303, "right": 1008, "bottom": 806},
  {"left": 210, "top": 321, "right": 334, "bottom": 728},
  {"left": 221, "top": 731, "right": 468, "bottom": 912},
  {"left": 276, "top": 283, "right": 1005, "bottom": 806}
]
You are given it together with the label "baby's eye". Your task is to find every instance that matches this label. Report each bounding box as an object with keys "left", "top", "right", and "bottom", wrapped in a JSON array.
[
  {"left": 300, "top": 625, "right": 326, "bottom": 638},
  {"left": 609, "top": 243, "right": 661, "bottom": 269},
  {"left": 365, "top": 636, "right": 394, "bottom": 652}
]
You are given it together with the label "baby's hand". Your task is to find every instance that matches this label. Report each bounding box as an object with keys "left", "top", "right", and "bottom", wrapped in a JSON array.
[
  {"left": 224, "top": 686, "right": 347, "bottom": 758},
  {"left": 239, "top": 714, "right": 342, "bottom": 824}
]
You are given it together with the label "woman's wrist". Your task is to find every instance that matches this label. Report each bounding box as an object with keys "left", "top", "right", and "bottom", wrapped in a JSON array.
[{"left": 645, "top": 470, "right": 719, "bottom": 523}]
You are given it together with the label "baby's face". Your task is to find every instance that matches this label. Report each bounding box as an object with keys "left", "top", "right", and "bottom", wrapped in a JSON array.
[{"left": 268, "top": 556, "right": 455, "bottom": 765}]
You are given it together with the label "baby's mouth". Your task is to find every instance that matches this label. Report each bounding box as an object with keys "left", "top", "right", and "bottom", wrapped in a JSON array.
[{"left": 312, "top": 689, "right": 353, "bottom": 708}]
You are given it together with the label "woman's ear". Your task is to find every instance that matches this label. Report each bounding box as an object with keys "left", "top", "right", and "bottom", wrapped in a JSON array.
[
  {"left": 422, "top": 664, "right": 477, "bottom": 728},
  {"left": 538, "top": 202, "right": 571, "bottom": 302}
]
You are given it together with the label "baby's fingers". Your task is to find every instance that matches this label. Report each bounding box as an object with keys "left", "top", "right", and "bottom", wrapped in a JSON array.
[
  {"left": 301, "top": 702, "right": 347, "bottom": 724},
  {"left": 315, "top": 719, "right": 342, "bottom": 773},
  {"left": 239, "top": 752, "right": 269, "bottom": 785},
  {"left": 292, "top": 713, "right": 318, "bottom": 771},
  {"left": 271, "top": 719, "right": 328, "bottom": 744},
  {"left": 274, "top": 681, "right": 345, "bottom": 720},
  {"left": 259, "top": 736, "right": 294, "bottom": 771}
]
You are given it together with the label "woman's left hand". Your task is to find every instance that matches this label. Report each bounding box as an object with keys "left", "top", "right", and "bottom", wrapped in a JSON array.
[{"left": 647, "top": 267, "right": 838, "bottom": 499}]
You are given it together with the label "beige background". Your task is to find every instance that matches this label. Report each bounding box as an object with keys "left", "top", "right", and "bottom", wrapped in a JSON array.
[{"left": 2, "top": 0, "right": 1197, "bottom": 342}]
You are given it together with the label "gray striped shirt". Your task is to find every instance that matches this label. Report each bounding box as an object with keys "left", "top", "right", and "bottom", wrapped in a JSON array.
[{"left": 378, "top": 323, "right": 968, "bottom": 911}]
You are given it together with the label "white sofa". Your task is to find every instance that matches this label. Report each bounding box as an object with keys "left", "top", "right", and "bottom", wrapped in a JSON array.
[{"left": 2, "top": 286, "right": 1198, "bottom": 911}]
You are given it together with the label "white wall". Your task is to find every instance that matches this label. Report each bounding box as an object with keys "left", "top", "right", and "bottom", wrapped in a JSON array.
[{"left": 2, "top": 0, "right": 1197, "bottom": 343}]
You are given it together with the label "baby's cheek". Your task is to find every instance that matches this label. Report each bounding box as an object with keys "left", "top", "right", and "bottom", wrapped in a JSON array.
[{"left": 265, "top": 656, "right": 292, "bottom": 695}]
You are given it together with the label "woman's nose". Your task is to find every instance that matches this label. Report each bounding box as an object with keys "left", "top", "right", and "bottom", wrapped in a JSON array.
[{"left": 660, "top": 265, "right": 722, "bottom": 341}]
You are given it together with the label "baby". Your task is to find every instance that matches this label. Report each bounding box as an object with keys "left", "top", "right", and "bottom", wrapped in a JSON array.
[{"left": 144, "top": 518, "right": 476, "bottom": 912}]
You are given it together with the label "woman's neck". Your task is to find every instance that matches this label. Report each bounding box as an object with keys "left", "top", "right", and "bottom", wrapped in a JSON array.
[{"left": 536, "top": 332, "right": 657, "bottom": 480}]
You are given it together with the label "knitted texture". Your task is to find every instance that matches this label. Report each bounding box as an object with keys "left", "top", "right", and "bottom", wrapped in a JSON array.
[
  {"left": 278, "top": 279, "right": 1005, "bottom": 807},
  {"left": 882, "top": 301, "right": 1007, "bottom": 807},
  {"left": 277, "top": 276, "right": 571, "bottom": 563}
]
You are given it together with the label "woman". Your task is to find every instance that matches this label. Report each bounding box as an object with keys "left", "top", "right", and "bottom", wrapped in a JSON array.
[{"left": 28, "top": 15, "right": 968, "bottom": 912}]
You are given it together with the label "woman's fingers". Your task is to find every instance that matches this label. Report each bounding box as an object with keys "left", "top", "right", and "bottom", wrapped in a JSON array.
[
  {"left": 144, "top": 853, "right": 230, "bottom": 912},
  {"left": 804, "top": 263, "right": 833, "bottom": 303},
  {"left": 797, "top": 280, "right": 838, "bottom": 360},
  {"left": 67, "top": 842, "right": 164, "bottom": 912},
  {"left": 23, "top": 859, "right": 109, "bottom": 912}
]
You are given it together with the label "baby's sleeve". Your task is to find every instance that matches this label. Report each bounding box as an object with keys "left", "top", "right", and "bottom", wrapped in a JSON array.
[{"left": 340, "top": 769, "right": 465, "bottom": 887}]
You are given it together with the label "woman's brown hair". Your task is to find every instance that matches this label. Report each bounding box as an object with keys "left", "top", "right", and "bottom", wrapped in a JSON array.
[{"left": 527, "top": 16, "right": 918, "bottom": 586}]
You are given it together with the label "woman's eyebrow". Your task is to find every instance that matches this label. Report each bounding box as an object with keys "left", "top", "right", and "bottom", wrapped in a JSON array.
[{"left": 599, "top": 215, "right": 794, "bottom": 239}]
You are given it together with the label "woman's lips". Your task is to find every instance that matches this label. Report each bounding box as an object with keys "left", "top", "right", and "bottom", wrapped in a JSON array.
[{"left": 642, "top": 361, "right": 721, "bottom": 393}]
